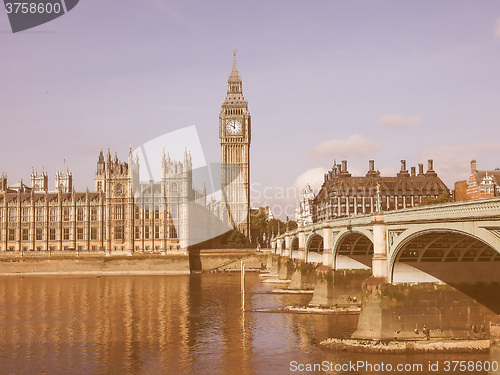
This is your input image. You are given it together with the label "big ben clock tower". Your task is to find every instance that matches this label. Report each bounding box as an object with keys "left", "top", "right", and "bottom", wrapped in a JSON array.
[{"left": 220, "top": 50, "right": 251, "bottom": 238}]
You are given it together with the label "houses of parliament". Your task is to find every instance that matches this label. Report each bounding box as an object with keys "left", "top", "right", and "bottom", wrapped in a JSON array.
[{"left": 0, "top": 53, "right": 251, "bottom": 253}]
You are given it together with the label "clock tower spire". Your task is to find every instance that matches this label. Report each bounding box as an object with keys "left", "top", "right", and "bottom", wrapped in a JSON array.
[{"left": 220, "top": 50, "right": 251, "bottom": 238}]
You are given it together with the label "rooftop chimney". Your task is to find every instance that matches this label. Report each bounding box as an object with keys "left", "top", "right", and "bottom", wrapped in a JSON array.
[
  {"left": 428, "top": 159, "right": 434, "bottom": 171},
  {"left": 471, "top": 160, "right": 477, "bottom": 173},
  {"left": 411, "top": 166, "right": 416, "bottom": 176},
  {"left": 369, "top": 160, "right": 375, "bottom": 172},
  {"left": 341, "top": 160, "right": 348, "bottom": 173},
  {"left": 401, "top": 160, "right": 407, "bottom": 172},
  {"left": 418, "top": 164, "right": 424, "bottom": 175}
]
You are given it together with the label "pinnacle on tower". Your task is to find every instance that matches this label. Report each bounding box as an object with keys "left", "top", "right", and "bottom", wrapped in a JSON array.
[{"left": 228, "top": 47, "right": 241, "bottom": 83}]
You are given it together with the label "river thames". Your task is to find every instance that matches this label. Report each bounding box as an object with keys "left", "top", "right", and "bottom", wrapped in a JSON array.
[{"left": 0, "top": 273, "right": 491, "bottom": 374}]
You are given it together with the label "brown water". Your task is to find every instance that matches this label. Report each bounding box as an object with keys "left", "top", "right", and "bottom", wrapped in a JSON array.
[{"left": 0, "top": 273, "right": 492, "bottom": 374}]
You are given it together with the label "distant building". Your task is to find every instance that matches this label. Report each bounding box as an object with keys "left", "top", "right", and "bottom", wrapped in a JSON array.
[
  {"left": 295, "top": 184, "right": 315, "bottom": 227},
  {"left": 456, "top": 160, "right": 500, "bottom": 201},
  {"left": 311, "top": 159, "right": 449, "bottom": 222}
]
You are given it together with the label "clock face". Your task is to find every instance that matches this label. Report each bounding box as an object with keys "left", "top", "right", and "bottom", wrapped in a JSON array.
[{"left": 226, "top": 119, "right": 243, "bottom": 135}]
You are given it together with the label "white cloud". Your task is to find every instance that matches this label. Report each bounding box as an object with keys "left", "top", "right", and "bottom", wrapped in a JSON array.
[
  {"left": 420, "top": 142, "right": 500, "bottom": 186},
  {"left": 380, "top": 114, "right": 423, "bottom": 127},
  {"left": 293, "top": 167, "right": 328, "bottom": 192},
  {"left": 309, "top": 134, "right": 380, "bottom": 159},
  {"left": 494, "top": 18, "right": 500, "bottom": 38}
]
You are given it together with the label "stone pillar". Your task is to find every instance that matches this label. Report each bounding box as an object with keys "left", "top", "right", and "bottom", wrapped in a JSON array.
[
  {"left": 491, "top": 316, "right": 500, "bottom": 375},
  {"left": 353, "top": 282, "right": 497, "bottom": 340},
  {"left": 322, "top": 224, "right": 332, "bottom": 266},
  {"left": 288, "top": 261, "right": 317, "bottom": 290},
  {"left": 310, "top": 267, "right": 371, "bottom": 307},
  {"left": 371, "top": 213, "right": 388, "bottom": 280},
  {"left": 297, "top": 229, "right": 305, "bottom": 261},
  {"left": 284, "top": 233, "right": 291, "bottom": 258}
]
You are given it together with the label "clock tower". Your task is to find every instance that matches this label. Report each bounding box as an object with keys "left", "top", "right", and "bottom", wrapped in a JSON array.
[{"left": 220, "top": 50, "right": 251, "bottom": 238}]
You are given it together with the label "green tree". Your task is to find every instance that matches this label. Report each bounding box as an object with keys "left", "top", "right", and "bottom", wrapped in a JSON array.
[
  {"left": 418, "top": 192, "right": 452, "bottom": 206},
  {"left": 226, "top": 229, "right": 249, "bottom": 245}
]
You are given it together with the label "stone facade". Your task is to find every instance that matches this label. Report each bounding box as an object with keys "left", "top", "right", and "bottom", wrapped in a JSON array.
[
  {"left": 0, "top": 148, "right": 201, "bottom": 253},
  {"left": 219, "top": 50, "right": 251, "bottom": 238}
]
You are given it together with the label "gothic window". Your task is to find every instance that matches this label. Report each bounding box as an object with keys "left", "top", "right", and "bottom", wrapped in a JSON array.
[
  {"left": 91, "top": 208, "right": 98, "bottom": 221},
  {"left": 145, "top": 226, "right": 150, "bottom": 239},
  {"left": 49, "top": 228, "right": 56, "bottom": 241},
  {"left": 145, "top": 209, "right": 150, "bottom": 220},
  {"left": 114, "top": 206, "right": 123, "bottom": 220},
  {"left": 77, "top": 228, "right": 84, "bottom": 240},
  {"left": 97, "top": 181, "right": 102, "bottom": 192},
  {"left": 35, "top": 228, "right": 43, "bottom": 241},
  {"left": 22, "top": 229, "right": 29, "bottom": 241},
  {"left": 50, "top": 209, "right": 57, "bottom": 222},
  {"left": 114, "top": 226, "right": 123, "bottom": 240},
  {"left": 9, "top": 209, "right": 16, "bottom": 223},
  {"left": 77, "top": 208, "right": 84, "bottom": 221},
  {"left": 63, "top": 207, "right": 70, "bottom": 221},
  {"left": 154, "top": 210, "right": 160, "bottom": 220},
  {"left": 36, "top": 208, "right": 43, "bottom": 222},
  {"left": 135, "top": 208, "right": 140, "bottom": 220},
  {"left": 90, "top": 227, "right": 98, "bottom": 240},
  {"left": 63, "top": 228, "right": 70, "bottom": 240},
  {"left": 8, "top": 229, "right": 15, "bottom": 241},
  {"left": 135, "top": 227, "right": 140, "bottom": 239},
  {"left": 154, "top": 226, "right": 159, "bottom": 239},
  {"left": 23, "top": 208, "right": 30, "bottom": 222}
]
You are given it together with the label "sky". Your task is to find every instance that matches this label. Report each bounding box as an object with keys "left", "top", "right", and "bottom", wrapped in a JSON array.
[{"left": 1, "top": 1, "right": 500, "bottom": 219}]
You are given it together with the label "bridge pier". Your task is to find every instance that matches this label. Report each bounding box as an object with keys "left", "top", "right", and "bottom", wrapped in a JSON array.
[
  {"left": 288, "top": 261, "right": 317, "bottom": 290},
  {"left": 490, "top": 316, "right": 500, "bottom": 375},
  {"left": 309, "top": 266, "right": 371, "bottom": 307},
  {"left": 353, "top": 280, "right": 497, "bottom": 341},
  {"left": 266, "top": 254, "right": 280, "bottom": 275},
  {"left": 278, "top": 257, "right": 294, "bottom": 280}
]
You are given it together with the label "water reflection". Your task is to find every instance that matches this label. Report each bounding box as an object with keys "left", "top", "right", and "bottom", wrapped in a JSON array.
[{"left": 0, "top": 274, "right": 491, "bottom": 375}]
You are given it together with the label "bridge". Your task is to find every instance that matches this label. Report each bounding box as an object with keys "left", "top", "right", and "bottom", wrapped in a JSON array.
[{"left": 270, "top": 198, "right": 500, "bottom": 340}]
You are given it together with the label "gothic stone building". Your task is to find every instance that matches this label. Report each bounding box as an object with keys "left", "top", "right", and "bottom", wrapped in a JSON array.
[
  {"left": 0, "top": 53, "right": 251, "bottom": 252},
  {"left": 0, "top": 148, "right": 200, "bottom": 252},
  {"left": 309, "top": 159, "right": 449, "bottom": 222}
]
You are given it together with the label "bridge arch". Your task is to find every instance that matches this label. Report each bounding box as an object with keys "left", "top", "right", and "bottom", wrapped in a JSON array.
[
  {"left": 389, "top": 227, "right": 500, "bottom": 282},
  {"left": 305, "top": 233, "right": 323, "bottom": 263},
  {"left": 389, "top": 228, "right": 500, "bottom": 313},
  {"left": 332, "top": 230, "right": 373, "bottom": 270}
]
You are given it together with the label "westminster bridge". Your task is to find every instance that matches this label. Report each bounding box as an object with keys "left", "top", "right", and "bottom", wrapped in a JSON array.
[{"left": 269, "top": 197, "right": 500, "bottom": 341}]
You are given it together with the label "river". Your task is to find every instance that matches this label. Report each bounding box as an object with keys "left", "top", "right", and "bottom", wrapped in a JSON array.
[{"left": 0, "top": 273, "right": 492, "bottom": 374}]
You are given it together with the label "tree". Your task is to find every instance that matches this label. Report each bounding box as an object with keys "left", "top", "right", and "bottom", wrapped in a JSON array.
[
  {"left": 418, "top": 192, "right": 453, "bottom": 206},
  {"left": 226, "top": 229, "right": 249, "bottom": 245}
]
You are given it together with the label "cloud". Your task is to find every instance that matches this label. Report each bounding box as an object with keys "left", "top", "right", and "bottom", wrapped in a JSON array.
[
  {"left": 495, "top": 18, "right": 500, "bottom": 38},
  {"left": 309, "top": 134, "right": 380, "bottom": 159},
  {"left": 420, "top": 141, "right": 500, "bottom": 186},
  {"left": 293, "top": 167, "right": 328, "bottom": 192},
  {"left": 380, "top": 114, "right": 423, "bottom": 127}
]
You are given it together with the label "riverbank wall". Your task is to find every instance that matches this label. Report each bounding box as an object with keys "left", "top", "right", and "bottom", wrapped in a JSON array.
[{"left": 0, "top": 250, "right": 266, "bottom": 276}]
